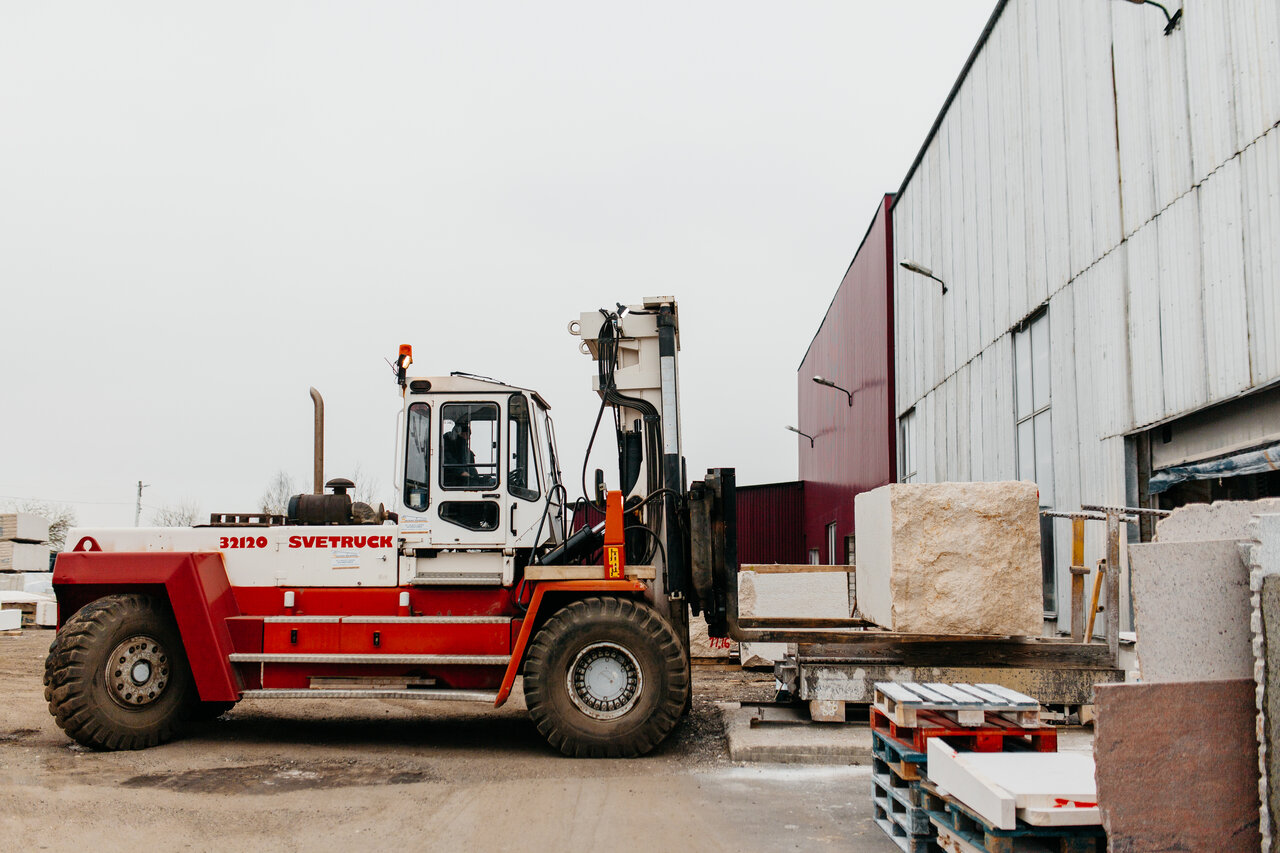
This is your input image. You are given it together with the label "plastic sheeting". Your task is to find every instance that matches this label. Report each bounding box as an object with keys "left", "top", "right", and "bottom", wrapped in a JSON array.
[{"left": 1149, "top": 442, "right": 1280, "bottom": 494}]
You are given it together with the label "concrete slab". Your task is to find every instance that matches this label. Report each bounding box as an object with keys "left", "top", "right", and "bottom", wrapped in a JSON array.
[
  {"left": 1094, "top": 679, "right": 1261, "bottom": 852},
  {"left": 1129, "top": 538, "right": 1253, "bottom": 682},
  {"left": 718, "top": 703, "right": 873, "bottom": 765},
  {"left": 1156, "top": 498, "right": 1280, "bottom": 542}
]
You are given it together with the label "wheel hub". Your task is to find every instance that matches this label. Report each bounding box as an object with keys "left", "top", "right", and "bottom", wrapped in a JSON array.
[
  {"left": 567, "top": 642, "right": 642, "bottom": 720},
  {"left": 105, "top": 635, "right": 170, "bottom": 708}
]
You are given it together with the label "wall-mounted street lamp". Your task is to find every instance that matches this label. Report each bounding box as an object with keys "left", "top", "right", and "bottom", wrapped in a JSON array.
[
  {"left": 1120, "top": 0, "right": 1183, "bottom": 35},
  {"left": 785, "top": 425, "right": 815, "bottom": 448},
  {"left": 899, "top": 260, "right": 948, "bottom": 295},
  {"left": 812, "top": 375, "right": 854, "bottom": 406}
]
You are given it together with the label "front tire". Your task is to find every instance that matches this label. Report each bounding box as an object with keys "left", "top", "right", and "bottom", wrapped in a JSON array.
[
  {"left": 45, "top": 594, "right": 194, "bottom": 750},
  {"left": 523, "top": 597, "right": 689, "bottom": 758}
]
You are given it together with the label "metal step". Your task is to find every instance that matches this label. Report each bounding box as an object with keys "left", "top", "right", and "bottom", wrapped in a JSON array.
[
  {"left": 410, "top": 572, "right": 505, "bottom": 586},
  {"left": 240, "top": 688, "right": 499, "bottom": 702},
  {"left": 229, "top": 653, "right": 510, "bottom": 665}
]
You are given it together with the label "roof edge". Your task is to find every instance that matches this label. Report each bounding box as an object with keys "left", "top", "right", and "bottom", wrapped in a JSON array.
[
  {"left": 890, "top": 0, "right": 1010, "bottom": 214},
  {"left": 798, "top": 193, "right": 894, "bottom": 371}
]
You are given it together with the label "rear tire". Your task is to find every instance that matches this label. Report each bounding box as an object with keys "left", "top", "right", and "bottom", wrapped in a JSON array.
[
  {"left": 45, "top": 594, "right": 194, "bottom": 750},
  {"left": 523, "top": 597, "right": 689, "bottom": 758}
]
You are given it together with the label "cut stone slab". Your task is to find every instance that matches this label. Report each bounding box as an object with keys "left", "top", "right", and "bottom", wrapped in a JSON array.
[
  {"left": 1094, "top": 679, "right": 1261, "bottom": 852},
  {"left": 718, "top": 703, "right": 872, "bottom": 764},
  {"left": 1156, "top": 498, "right": 1280, "bottom": 542},
  {"left": 0, "top": 542, "right": 51, "bottom": 573},
  {"left": 0, "top": 513, "right": 49, "bottom": 543},
  {"left": 853, "top": 482, "right": 1042, "bottom": 636},
  {"left": 738, "top": 570, "right": 848, "bottom": 665},
  {"left": 1128, "top": 538, "right": 1252, "bottom": 682},
  {"left": 0, "top": 571, "right": 53, "bottom": 594},
  {"left": 926, "top": 738, "right": 1099, "bottom": 830}
]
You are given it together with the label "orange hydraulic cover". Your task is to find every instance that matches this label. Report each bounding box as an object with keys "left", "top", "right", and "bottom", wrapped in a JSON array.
[{"left": 603, "top": 490, "right": 625, "bottom": 579}]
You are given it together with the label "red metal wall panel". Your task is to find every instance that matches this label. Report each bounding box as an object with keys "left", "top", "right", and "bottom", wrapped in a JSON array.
[
  {"left": 796, "top": 195, "right": 896, "bottom": 561},
  {"left": 736, "top": 481, "right": 806, "bottom": 565}
]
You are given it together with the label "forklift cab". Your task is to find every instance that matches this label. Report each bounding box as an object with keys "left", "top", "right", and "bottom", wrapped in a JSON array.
[{"left": 397, "top": 376, "right": 564, "bottom": 585}]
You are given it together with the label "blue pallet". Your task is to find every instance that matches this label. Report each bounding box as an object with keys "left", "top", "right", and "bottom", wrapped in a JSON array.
[
  {"left": 925, "top": 797, "right": 1106, "bottom": 852},
  {"left": 873, "top": 773, "right": 931, "bottom": 836}
]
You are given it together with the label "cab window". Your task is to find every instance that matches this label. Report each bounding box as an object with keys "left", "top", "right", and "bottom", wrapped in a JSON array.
[
  {"left": 440, "top": 402, "right": 499, "bottom": 490},
  {"left": 507, "top": 394, "right": 540, "bottom": 501},
  {"left": 404, "top": 403, "right": 431, "bottom": 510}
]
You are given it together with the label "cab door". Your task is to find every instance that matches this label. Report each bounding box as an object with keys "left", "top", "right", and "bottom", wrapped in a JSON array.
[
  {"left": 434, "top": 398, "right": 506, "bottom": 548},
  {"left": 506, "top": 393, "right": 549, "bottom": 549}
]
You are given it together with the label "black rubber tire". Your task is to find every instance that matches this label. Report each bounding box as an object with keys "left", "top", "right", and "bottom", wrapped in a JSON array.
[
  {"left": 45, "top": 594, "right": 194, "bottom": 750},
  {"left": 523, "top": 596, "right": 689, "bottom": 758}
]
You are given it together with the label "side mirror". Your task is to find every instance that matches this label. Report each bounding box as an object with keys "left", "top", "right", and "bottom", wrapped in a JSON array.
[{"left": 594, "top": 469, "right": 607, "bottom": 505}]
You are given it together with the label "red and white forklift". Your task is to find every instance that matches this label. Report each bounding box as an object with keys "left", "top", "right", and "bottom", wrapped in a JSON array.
[{"left": 45, "top": 297, "right": 752, "bottom": 757}]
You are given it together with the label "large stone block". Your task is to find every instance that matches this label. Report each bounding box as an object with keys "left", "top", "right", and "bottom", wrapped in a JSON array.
[
  {"left": 1094, "top": 679, "right": 1261, "bottom": 851},
  {"left": 853, "top": 482, "right": 1043, "bottom": 636},
  {"left": 1128, "top": 539, "right": 1252, "bottom": 682}
]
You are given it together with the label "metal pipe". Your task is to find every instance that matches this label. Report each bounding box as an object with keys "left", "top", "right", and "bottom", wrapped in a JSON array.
[{"left": 309, "top": 387, "right": 324, "bottom": 495}]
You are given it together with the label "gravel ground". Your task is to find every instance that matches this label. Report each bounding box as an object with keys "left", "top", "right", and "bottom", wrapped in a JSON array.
[{"left": 0, "top": 629, "right": 896, "bottom": 852}]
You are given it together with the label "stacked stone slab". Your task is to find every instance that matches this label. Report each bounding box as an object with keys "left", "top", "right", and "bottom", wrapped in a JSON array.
[
  {"left": 853, "top": 482, "right": 1043, "bottom": 636},
  {"left": 1094, "top": 499, "right": 1280, "bottom": 849},
  {"left": 0, "top": 513, "right": 52, "bottom": 593}
]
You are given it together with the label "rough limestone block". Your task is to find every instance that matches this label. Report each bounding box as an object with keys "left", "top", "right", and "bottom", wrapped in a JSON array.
[
  {"left": 1157, "top": 498, "right": 1280, "bottom": 542},
  {"left": 0, "top": 542, "right": 51, "bottom": 572},
  {"left": 1260, "top": 574, "right": 1280, "bottom": 851},
  {"left": 853, "top": 482, "right": 1042, "bottom": 636},
  {"left": 1246, "top": 513, "right": 1280, "bottom": 852},
  {"left": 0, "top": 513, "right": 49, "bottom": 543},
  {"left": 1129, "top": 539, "right": 1252, "bottom": 682},
  {"left": 688, "top": 616, "right": 730, "bottom": 660},
  {"left": 1094, "top": 679, "right": 1261, "bottom": 851}
]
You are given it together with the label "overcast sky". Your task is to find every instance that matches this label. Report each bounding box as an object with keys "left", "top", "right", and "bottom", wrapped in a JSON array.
[{"left": 0, "top": 1, "right": 994, "bottom": 529}]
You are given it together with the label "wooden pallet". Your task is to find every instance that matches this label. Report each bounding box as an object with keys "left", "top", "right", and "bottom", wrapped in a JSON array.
[
  {"left": 872, "top": 707, "right": 1057, "bottom": 755},
  {"left": 875, "top": 682, "right": 1042, "bottom": 728},
  {"left": 873, "top": 729, "right": 927, "bottom": 781},
  {"left": 925, "top": 789, "right": 1105, "bottom": 853}
]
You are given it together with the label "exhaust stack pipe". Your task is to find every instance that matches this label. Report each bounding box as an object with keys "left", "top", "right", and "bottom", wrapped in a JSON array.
[{"left": 310, "top": 387, "right": 324, "bottom": 495}]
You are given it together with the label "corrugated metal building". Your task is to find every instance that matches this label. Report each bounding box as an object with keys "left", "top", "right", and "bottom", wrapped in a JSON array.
[
  {"left": 736, "top": 481, "right": 807, "bottom": 565},
  {"left": 891, "top": 0, "right": 1280, "bottom": 634},
  {"left": 795, "top": 196, "right": 897, "bottom": 564}
]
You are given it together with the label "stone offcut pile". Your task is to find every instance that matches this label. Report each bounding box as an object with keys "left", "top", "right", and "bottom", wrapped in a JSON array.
[{"left": 854, "top": 482, "right": 1042, "bottom": 636}]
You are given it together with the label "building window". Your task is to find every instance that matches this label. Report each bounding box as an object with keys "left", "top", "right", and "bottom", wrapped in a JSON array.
[
  {"left": 826, "top": 522, "right": 837, "bottom": 565},
  {"left": 1014, "top": 310, "right": 1055, "bottom": 613},
  {"left": 898, "top": 409, "right": 917, "bottom": 483}
]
